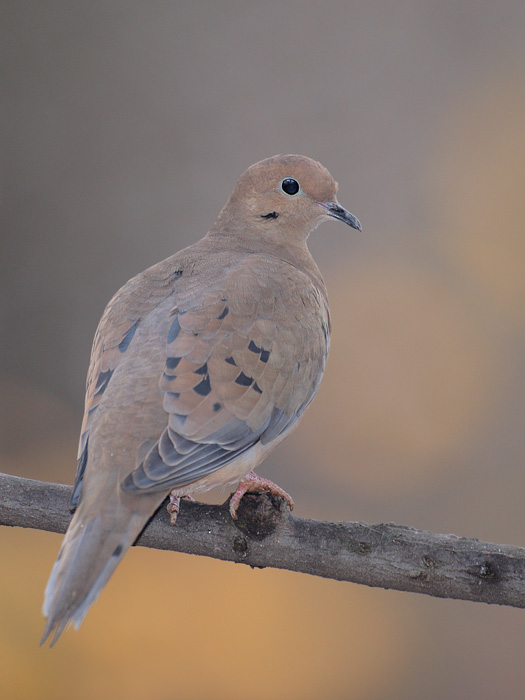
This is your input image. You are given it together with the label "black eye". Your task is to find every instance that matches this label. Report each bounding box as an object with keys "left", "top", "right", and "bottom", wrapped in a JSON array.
[{"left": 280, "top": 178, "right": 300, "bottom": 196}]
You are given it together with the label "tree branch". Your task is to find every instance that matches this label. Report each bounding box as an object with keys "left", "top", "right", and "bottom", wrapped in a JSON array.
[{"left": 1, "top": 471, "right": 524, "bottom": 608}]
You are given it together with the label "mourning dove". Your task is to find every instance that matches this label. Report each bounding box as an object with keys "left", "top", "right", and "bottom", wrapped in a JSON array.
[{"left": 41, "top": 154, "right": 361, "bottom": 645}]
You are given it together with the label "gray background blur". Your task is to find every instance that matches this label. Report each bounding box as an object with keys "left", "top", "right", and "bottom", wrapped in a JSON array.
[{"left": 2, "top": 2, "right": 525, "bottom": 699}]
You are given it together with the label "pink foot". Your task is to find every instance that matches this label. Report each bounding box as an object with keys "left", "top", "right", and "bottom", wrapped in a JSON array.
[
  {"left": 167, "top": 492, "right": 195, "bottom": 525},
  {"left": 229, "top": 471, "right": 294, "bottom": 520}
]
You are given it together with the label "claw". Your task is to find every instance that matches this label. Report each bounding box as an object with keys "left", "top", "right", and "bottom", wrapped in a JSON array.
[
  {"left": 167, "top": 492, "right": 195, "bottom": 525},
  {"left": 229, "top": 471, "right": 294, "bottom": 520}
]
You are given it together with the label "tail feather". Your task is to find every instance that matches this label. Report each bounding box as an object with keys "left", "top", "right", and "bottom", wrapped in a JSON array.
[{"left": 41, "top": 494, "right": 163, "bottom": 646}]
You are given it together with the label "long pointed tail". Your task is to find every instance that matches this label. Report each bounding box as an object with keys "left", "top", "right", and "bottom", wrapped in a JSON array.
[{"left": 41, "top": 493, "right": 164, "bottom": 646}]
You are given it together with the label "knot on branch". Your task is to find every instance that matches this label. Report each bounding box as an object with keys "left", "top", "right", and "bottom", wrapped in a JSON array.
[
  {"left": 476, "top": 560, "right": 498, "bottom": 581},
  {"left": 231, "top": 492, "right": 287, "bottom": 540}
]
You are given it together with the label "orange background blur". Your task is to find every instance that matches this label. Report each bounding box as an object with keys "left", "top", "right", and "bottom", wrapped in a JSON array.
[{"left": 2, "top": 3, "right": 525, "bottom": 698}]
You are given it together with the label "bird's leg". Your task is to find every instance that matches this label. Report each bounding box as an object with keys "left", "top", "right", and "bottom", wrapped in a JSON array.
[
  {"left": 167, "top": 493, "right": 180, "bottom": 525},
  {"left": 229, "top": 471, "right": 294, "bottom": 520},
  {"left": 167, "top": 492, "right": 195, "bottom": 525}
]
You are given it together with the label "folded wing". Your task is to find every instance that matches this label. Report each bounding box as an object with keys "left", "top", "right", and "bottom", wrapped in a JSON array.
[{"left": 122, "top": 275, "right": 328, "bottom": 493}]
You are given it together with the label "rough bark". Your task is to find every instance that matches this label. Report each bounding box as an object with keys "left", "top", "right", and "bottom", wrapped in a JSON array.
[{"left": 1, "top": 471, "right": 524, "bottom": 608}]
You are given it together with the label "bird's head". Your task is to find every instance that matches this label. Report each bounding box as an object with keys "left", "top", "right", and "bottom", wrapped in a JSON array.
[{"left": 212, "top": 154, "right": 361, "bottom": 244}]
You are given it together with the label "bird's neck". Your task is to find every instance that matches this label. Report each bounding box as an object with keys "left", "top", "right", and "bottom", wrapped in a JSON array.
[{"left": 205, "top": 226, "right": 326, "bottom": 297}]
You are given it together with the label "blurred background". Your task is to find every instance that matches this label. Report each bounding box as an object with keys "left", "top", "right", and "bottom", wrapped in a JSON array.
[{"left": 1, "top": 1, "right": 525, "bottom": 698}]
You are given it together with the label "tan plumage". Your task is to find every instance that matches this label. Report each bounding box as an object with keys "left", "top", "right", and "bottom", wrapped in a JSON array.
[{"left": 41, "top": 154, "right": 361, "bottom": 645}]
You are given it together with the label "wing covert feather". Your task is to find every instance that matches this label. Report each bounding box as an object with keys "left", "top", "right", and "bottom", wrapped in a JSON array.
[{"left": 123, "top": 261, "right": 329, "bottom": 494}]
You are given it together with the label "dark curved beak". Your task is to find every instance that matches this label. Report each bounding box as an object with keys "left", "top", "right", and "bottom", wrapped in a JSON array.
[{"left": 319, "top": 201, "right": 362, "bottom": 231}]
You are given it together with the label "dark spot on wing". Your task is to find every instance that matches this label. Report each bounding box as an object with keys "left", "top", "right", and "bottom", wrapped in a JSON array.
[
  {"left": 195, "top": 363, "right": 208, "bottom": 375},
  {"left": 95, "top": 368, "right": 112, "bottom": 389},
  {"left": 112, "top": 544, "right": 123, "bottom": 557},
  {"left": 260, "top": 349, "right": 270, "bottom": 363},
  {"left": 172, "top": 269, "right": 183, "bottom": 280},
  {"left": 213, "top": 402, "right": 222, "bottom": 412},
  {"left": 167, "top": 317, "right": 181, "bottom": 344},
  {"left": 248, "top": 340, "right": 261, "bottom": 353},
  {"left": 261, "top": 211, "right": 278, "bottom": 219},
  {"left": 194, "top": 375, "right": 212, "bottom": 396},
  {"left": 225, "top": 356, "right": 237, "bottom": 366},
  {"left": 252, "top": 382, "right": 262, "bottom": 394},
  {"left": 235, "top": 372, "right": 253, "bottom": 387},
  {"left": 70, "top": 437, "right": 88, "bottom": 511},
  {"left": 94, "top": 368, "right": 113, "bottom": 397},
  {"left": 217, "top": 307, "right": 229, "bottom": 320},
  {"left": 166, "top": 356, "right": 181, "bottom": 370},
  {"left": 119, "top": 320, "right": 139, "bottom": 353}
]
